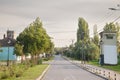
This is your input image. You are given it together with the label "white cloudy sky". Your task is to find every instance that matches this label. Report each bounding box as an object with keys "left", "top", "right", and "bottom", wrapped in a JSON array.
[{"left": 0, "top": 0, "right": 120, "bottom": 47}]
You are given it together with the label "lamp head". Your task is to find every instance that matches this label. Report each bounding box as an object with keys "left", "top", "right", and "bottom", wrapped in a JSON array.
[{"left": 109, "top": 8, "right": 117, "bottom": 10}]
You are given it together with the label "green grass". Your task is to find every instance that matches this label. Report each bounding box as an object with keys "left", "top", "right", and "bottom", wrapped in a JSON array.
[
  {"left": 88, "top": 60, "right": 99, "bottom": 66},
  {"left": 15, "top": 64, "right": 48, "bottom": 80},
  {"left": 88, "top": 58, "right": 120, "bottom": 73},
  {"left": 102, "top": 58, "right": 120, "bottom": 73},
  {"left": 102, "top": 65, "right": 120, "bottom": 73}
]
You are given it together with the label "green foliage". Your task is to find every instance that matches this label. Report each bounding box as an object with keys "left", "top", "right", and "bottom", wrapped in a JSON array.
[
  {"left": 0, "top": 65, "right": 27, "bottom": 79},
  {"left": 14, "top": 43, "right": 23, "bottom": 56},
  {"left": 103, "top": 22, "right": 117, "bottom": 32},
  {"left": 0, "top": 64, "right": 48, "bottom": 80},
  {"left": 16, "top": 17, "right": 54, "bottom": 64},
  {"left": 75, "top": 17, "right": 91, "bottom": 60},
  {"left": 0, "top": 71, "right": 10, "bottom": 79},
  {"left": 88, "top": 42, "right": 99, "bottom": 60},
  {"left": 92, "top": 34, "right": 99, "bottom": 45},
  {"left": 15, "top": 64, "right": 48, "bottom": 80},
  {"left": 17, "top": 17, "right": 54, "bottom": 54},
  {"left": 63, "top": 17, "right": 100, "bottom": 61},
  {"left": 77, "top": 17, "right": 89, "bottom": 42},
  {"left": 37, "top": 59, "right": 42, "bottom": 64}
]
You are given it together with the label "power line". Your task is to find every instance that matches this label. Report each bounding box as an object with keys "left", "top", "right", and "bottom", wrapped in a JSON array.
[
  {"left": 90, "top": 7, "right": 120, "bottom": 37},
  {"left": 89, "top": 10, "right": 117, "bottom": 37},
  {"left": 48, "top": 31, "right": 76, "bottom": 33},
  {"left": 97, "top": 11, "right": 115, "bottom": 24},
  {"left": 113, "top": 16, "right": 120, "bottom": 22},
  {"left": 48, "top": 11, "right": 114, "bottom": 36}
]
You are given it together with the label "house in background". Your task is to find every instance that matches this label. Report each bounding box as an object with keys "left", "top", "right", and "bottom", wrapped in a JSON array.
[{"left": 0, "top": 30, "right": 16, "bottom": 61}]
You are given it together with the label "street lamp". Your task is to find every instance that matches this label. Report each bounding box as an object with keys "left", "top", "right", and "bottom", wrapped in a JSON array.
[
  {"left": 109, "top": 4, "right": 120, "bottom": 11},
  {"left": 7, "top": 39, "right": 11, "bottom": 66},
  {"left": 109, "top": 5, "right": 120, "bottom": 22},
  {"left": 109, "top": 8, "right": 118, "bottom": 10}
]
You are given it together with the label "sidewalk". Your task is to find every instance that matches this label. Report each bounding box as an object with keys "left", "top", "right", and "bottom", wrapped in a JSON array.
[{"left": 63, "top": 56, "right": 120, "bottom": 80}]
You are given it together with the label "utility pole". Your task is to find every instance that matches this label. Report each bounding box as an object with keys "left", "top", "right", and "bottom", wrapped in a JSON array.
[{"left": 7, "top": 39, "right": 11, "bottom": 66}]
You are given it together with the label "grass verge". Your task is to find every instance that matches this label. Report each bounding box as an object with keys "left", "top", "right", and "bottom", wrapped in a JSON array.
[
  {"left": 88, "top": 58, "right": 120, "bottom": 73},
  {"left": 15, "top": 64, "right": 48, "bottom": 80}
]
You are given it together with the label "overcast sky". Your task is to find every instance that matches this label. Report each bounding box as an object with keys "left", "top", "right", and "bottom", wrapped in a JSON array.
[{"left": 0, "top": 0, "right": 120, "bottom": 47}]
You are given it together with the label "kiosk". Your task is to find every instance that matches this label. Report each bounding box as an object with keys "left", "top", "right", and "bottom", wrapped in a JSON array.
[{"left": 99, "top": 32, "right": 118, "bottom": 65}]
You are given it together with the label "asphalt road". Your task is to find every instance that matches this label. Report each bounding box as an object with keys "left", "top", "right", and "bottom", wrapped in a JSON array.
[{"left": 42, "top": 55, "right": 106, "bottom": 80}]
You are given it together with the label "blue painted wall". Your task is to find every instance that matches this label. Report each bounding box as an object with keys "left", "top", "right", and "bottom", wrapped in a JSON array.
[{"left": 0, "top": 47, "right": 16, "bottom": 60}]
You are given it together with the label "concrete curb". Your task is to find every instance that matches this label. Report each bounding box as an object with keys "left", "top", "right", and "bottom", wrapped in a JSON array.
[
  {"left": 62, "top": 56, "right": 120, "bottom": 80},
  {"left": 36, "top": 65, "right": 50, "bottom": 80},
  {"left": 62, "top": 56, "right": 107, "bottom": 79}
]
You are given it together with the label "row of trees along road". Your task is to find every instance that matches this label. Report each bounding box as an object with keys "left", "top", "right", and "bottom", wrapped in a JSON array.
[
  {"left": 14, "top": 17, "right": 54, "bottom": 65},
  {"left": 63, "top": 17, "right": 120, "bottom": 62}
]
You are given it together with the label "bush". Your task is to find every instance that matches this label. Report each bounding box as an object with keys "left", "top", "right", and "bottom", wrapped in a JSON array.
[
  {"left": 15, "top": 69, "right": 23, "bottom": 77},
  {"left": 0, "top": 60, "right": 47, "bottom": 79},
  {"left": 1, "top": 71, "right": 10, "bottom": 79},
  {"left": 43, "top": 58, "right": 49, "bottom": 61},
  {"left": 38, "top": 59, "right": 42, "bottom": 64},
  {"left": 0, "top": 64, "right": 28, "bottom": 79}
]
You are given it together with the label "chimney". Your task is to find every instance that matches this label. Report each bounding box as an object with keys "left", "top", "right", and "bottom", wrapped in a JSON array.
[{"left": 7, "top": 30, "right": 14, "bottom": 39}]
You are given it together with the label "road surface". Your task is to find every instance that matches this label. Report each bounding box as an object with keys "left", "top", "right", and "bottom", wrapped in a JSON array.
[{"left": 42, "top": 55, "right": 106, "bottom": 80}]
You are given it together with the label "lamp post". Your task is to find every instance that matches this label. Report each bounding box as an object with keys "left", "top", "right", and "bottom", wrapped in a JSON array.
[{"left": 7, "top": 39, "right": 11, "bottom": 66}]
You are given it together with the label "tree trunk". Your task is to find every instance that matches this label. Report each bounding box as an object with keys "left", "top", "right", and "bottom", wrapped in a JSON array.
[{"left": 21, "top": 53, "right": 24, "bottom": 63}]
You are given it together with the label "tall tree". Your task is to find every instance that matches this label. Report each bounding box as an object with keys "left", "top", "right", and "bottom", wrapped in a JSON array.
[
  {"left": 72, "top": 17, "right": 100, "bottom": 61},
  {"left": 16, "top": 17, "right": 54, "bottom": 64},
  {"left": 75, "top": 17, "right": 90, "bottom": 61},
  {"left": 93, "top": 25, "right": 99, "bottom": 45},
  {"left": 93, "top": 35, "right": 99, "bottom": 45},
  {"left": 77, "top": 17, "right": 89, "bottom": 42}
]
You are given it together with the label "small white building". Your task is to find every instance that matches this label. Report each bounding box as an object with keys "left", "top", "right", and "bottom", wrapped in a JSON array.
[{"left": 100, "top": 31, "right": 118, "bottom": 65}]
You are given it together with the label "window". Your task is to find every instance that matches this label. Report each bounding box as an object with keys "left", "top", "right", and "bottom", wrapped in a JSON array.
[{"left": 106, "top": 34, "right": 114, "bottom": 39}]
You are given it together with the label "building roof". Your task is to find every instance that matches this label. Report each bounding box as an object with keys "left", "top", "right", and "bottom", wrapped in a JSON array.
[
  {"left": 0, "top": 30, "right": 16, "bottom": 47},
  {"left": 0, "top": 38, "right": 16, "bottom": 47},
  {"left": 99, "top": 31, "right": 116, "bottom": 38}
]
